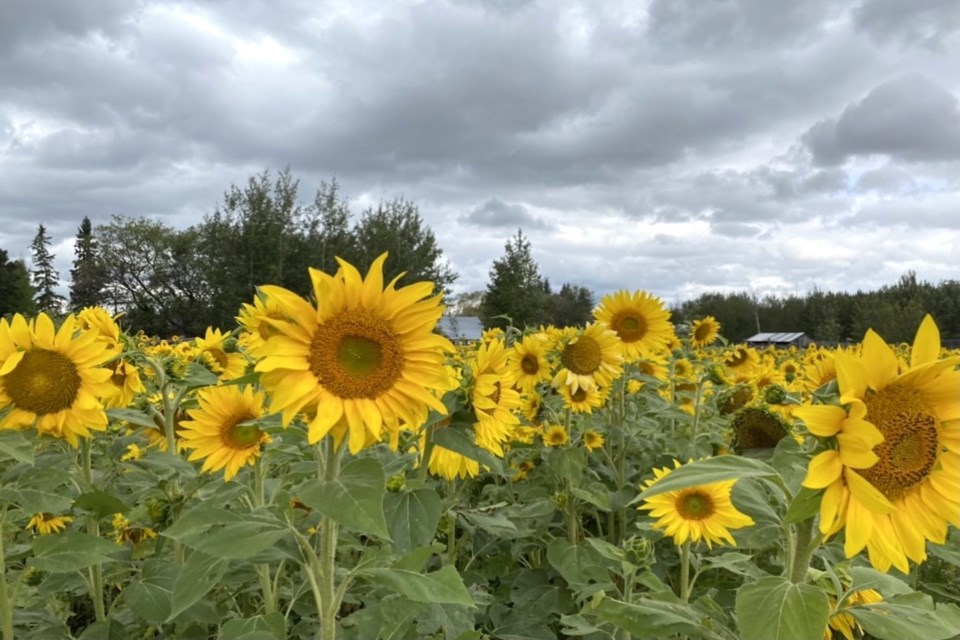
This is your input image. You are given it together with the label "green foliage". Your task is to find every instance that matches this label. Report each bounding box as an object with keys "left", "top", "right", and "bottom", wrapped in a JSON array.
[
  {"left": 549, "top": 282, "right": 595, "bottom": 327},
  {"left": 0, "top": 248, "right": 35, "bottom": 317},
  {"left": 735, "top": 576, "right": 829, "bottom": 640},
  {"left": 69, "top": 216, "right": 105, "bottom": 311},
  {"left": 480, "top": 228, "right": 551, "bottom": 329},
  {"left": 674, "top": 271, "right": 960, "bottom": 342},
  {"left": 29, "top": 223, "right": 65, "bottom": 314}
]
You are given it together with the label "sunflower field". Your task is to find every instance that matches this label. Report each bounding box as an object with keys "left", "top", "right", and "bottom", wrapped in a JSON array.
[{"left": 1, "top": 254, "right": 959, "bottom": 640}]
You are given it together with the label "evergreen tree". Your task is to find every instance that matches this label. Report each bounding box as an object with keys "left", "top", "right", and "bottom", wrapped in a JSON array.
[
  {"left": 69, "top": 216, "right": 104, "bottom": 311},
  {"left": 346, "top": 198, "right": 458, "bottom": 295},
  {"left": 550, "top": 283, "right": 595, "bottom": 327},
  {"left": 480, "top": 229, "right": 550, "bottom": 330},
  {"left": 30, "top": 223, "right": 65, "bottom": 314},
  {"left": 0, "top": 249, "right": 35, "bottom": 316}
]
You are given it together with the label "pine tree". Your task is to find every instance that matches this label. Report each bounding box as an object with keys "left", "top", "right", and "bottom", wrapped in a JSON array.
[
  {"left": 479, "top": 229, "right": 550, "bottom": 330},
  {"left": 30, "top": 223, "right": 65, "bottom": 314},
  {"left": 69, "top": 216, "right": 104, "bottom": 311}
]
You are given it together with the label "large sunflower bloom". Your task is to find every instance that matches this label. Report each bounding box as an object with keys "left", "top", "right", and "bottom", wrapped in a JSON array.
[
  {"left": 594, "top": 289, "right": 674, "bottom": 361},
  {"left": 690, "top": 316, "right": 721, "bottom": 348},
  {"left": 638, "top": 461, "right": 755, "bottom": 549},
  {"left": 179, "top": 385, "right": 271, "bottom": 481},
  {"left": 796, "top": 315, "right": 959, "bottom": 572},
  {"left": 471, "top": 337, "right": 522, "bottom": 457},
  {"left": 0, "top": 313, "right": 114, "bottom": 446},
  {"left": 551, "top": 324, "right": 623, "bottom": 393},
  {"left": 254, "top": 254, "right": 455, "bottom": 454}
]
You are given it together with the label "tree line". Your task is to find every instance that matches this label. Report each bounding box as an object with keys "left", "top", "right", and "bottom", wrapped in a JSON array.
[
  {"left": 672, "top": 272, "right": 960, "bottom": 344},
  {"left": 4, "top": 168, "right": 957, "bottom": 342}
]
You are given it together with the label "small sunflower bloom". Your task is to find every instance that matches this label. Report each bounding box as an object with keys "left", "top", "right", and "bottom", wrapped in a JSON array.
[
  {"left": 27, "top": 513, "right": 73, "bottom": 535},
  {"left": 543, "top": 424, "right": 569, "bottom": 447}
]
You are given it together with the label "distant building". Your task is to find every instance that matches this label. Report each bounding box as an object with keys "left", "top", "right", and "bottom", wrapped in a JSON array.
[
  {"left": 744, "top": 332, "right": 813, "bottom": 348},
  {"left": 437, "top": 316, "right": 483, "bottom": 343}
]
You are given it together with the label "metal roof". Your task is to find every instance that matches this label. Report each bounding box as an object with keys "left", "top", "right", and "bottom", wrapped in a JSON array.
[
  {"left": 745, "top": 332, "right": 807, "bottom": 343},
  {"left": 436, "top": 316, "right": 483, "bottom": 341}
]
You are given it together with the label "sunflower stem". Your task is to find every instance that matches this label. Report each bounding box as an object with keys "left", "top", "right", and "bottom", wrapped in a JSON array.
[
  {"left": 419, "top": 424, "right": 435, "bottom": 483},
  {"left": 318, "top": 437, "right": 343, "bottom": 640},
  {"left": 79, "top": 438, "right": 106, "bottom": 622},
  {"left": 679, "top": 541, "right": 692, "bottom": 601},
  {"left": 251, "top": 459, "right": 276, "bottom": 613},
  {"left": 788, "top": 518, "right": 819, "bottom": 584},
  {"left": 690, "top": 376, "right": 705, "bottom": 450},
  {"left": 1, "top": 508, "right": 15, "bottom": 640}
]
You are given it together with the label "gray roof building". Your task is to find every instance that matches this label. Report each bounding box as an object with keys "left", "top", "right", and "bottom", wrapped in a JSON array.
[{"left": 744, "top": 332, "right": 812, "bottom": 347}]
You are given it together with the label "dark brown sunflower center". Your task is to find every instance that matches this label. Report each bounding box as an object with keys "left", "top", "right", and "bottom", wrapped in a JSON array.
[
  {"left": 207, "top": 348, "right": 229, "bottom": 370},
  {"left": 725, "top": 348, "right": 749, "bottom": 368},
  {"left": 520, "top": 354, "right": 540, "bottom": 375},
  {"left": 611, "top": 312, "right": 647, "bottom": 342},
  {"left": 257, "top": 314, "right": 286, "bottom": 340},
  {"left": 858, "top": 387, "right": 939, "bottom": 500},
  {"left": 571, "top": 387, "right": 588, "bottom": 403},
  {"left": 309, "top": 310, "right": 403, "bottom": 399},
  {"left": 676, "top": 491, "right": 715, "bottom": 520},
  {"left": 491, "top": 381, "right": 502, "bottom": 405},
  {"left": 693, "top": 323, "right": 713, "bottom": 342},
  {"left": 111, "top": 368, "right": 128, "bottom": 387},
  {"left": 3, "top": 348, "right": 82, "bottom": 416},
  {"left": 561, "top": 336, "right": 602, "bottom": 375},
  {"left": 221, "top": 412, "right": 262, "bottom": 449},
  {"left": 732, "top": 407, "right": 789, "bottom": 451}
]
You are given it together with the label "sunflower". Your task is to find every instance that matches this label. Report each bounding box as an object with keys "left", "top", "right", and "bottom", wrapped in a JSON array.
[
  {"left": 103, "top": 359, "right": 145, "bottom": 409},
  {"left": 179, "top": 385, "right": 271, "bottom": 481},
  {"left": 76, "top": 306, "right": 123, "bottom": 357},
  {"left": 638, "top": 461, "right": 755, "bottom": 549},
  {"left": 0, "top": 313, "right": 115, "bottom": 446},
  {"left": 425, "top": 441, "right": 480, "bottom": 480},
  {"left": 543, "top": 424, "right": 569, "bottom": 447},
  {"left": 594, "top": 290, "right": 674, "bottom": 361},
  {"left": 471, "top": 337, "right": 522, "bottom": 456},
  {"left": 551, "top": 324, "right": 623, "bottom": 393},
  {"left": 673, "top": 357, "right": 694, "bottom": 380},
  {"left": 196, "top": 327, "right": 247, "bottom": 381},
  {"left": 254, "top": 254, "right": 455, "bottom": 454},
  {"left": 26, "top": 513, "right": 73, "bottom": 535},
  {"left": 236, "top": 294, "right": 290, "bottom": 352},
  {"left": 796, "top": 315, "right": 959, "bottom": 572},
  {"left": 582, "top": 430, "right": 605, "bottom": 451},
  {"left": 690, "top": 316, "right": 721, "bottom": 348},
  {"left": 825, "top": 588, "right": 883, "bottom": 640},
  {"left": 559, "top": 383, "right": 606, "bottom": 414},
  {"left": 723, "top": 345, "right": 759, "bottom": 375},
  {"left": 730, "top": 406, "right": 791, "bottom": 453},
  {"left": 507, "top": 334, "right": 552, "bottom": 394}
]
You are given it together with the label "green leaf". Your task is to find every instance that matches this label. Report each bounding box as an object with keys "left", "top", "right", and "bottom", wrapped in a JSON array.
[
  {"left": 594, "top": 597, "right": 726, "bottom": 640},
  {"left": 124, "top": 565, "right": 175, "bottom": 623},
  {"left": 847, "top": 566, "right": 912, "bottom": 597},
  {"left": 572, "top": 482, "right": 612, "bottom": 512},
  {"left": 28, "top": 531, "right": 119, "bottom": 573},
  {"left": 168, "top": 551, "right": 230, "bottom": 621},
  {"left": 847, "top": 593, "right": 960, "bottom": 640},
  {"left": 735, "top": 575, "right": 829, "bottom": 640},
  {"left": 782, "top": 486, "right": 823, "bottom": 525},
  {"left": 632, "top": 456, "right": 782, "bottom": 503},
  {"left": 161, "top": 507, "right": 288, "bottom": 559},
  {"left": 298, "top": 458, "right": 390, "bottom": 539},
  {"left": 73, "top": 489, "right": 129, "bottom": 518},
  {"left": 107, "top": 408, "right": 159, "bottom": 429},
  {"left": 0, "top": 429, "right": 34, "bottom": 464},
  {"left": 384, "top": 488, "right": 442, "bottom": 554},
  {"left": 219, "top": 613, "right": 286, "bottom": 640},
  {"left": 0, "top": 488, "right": 73, "bottom": 514},
  {"left": 546, "top": 539, "right": 613, "bottom": 587},
  {"left": 364, "top": 566, "right": 475, "bottom": 607},
  {"left": 432, "top": 424, "right": 504, "bottom": 474},
  {"left": 183, "top": 362, "right": 220, "bottom": 388},
  {"left": 78, "top": 619, "right": 127, "bottom": 640}
]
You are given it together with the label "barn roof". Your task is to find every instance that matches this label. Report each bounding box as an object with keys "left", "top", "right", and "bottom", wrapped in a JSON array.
[{"left": 745, "top": 332, "right": 807, "bottom": 343}]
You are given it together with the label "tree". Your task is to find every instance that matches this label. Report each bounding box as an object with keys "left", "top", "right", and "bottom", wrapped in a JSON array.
[
  {"left": 346, "top": 198, "right": 458, "bottom": 295},
  {"left": 0, "top": 249, "right": 35, "bottom": 317},
  {"left": 550, "top": 283, "right": 595, "bottom": 327},
  {"left": 480, "top": 229, "right": 550, "bottom": 330},
  {"left": 30, "top": 223, "right": 65, "bottom": 314},
  {"left": 69, "top": 216, "right": 105, "bottom": 311},
  {"left": 288, "top": 178, "right": 354, "bottom": 279}
]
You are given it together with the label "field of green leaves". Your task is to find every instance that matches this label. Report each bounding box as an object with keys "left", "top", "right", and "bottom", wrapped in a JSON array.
[{"left": 1, "top": 254, "right": 958, "bottom": 640}]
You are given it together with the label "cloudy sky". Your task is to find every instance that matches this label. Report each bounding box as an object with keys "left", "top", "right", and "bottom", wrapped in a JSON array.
[{"left": 1, "top": 0, "right": 958, "bottom": 305}]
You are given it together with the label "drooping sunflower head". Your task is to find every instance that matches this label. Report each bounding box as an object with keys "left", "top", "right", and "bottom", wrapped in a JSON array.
[
  {"left": 180, "top": 385, "right": 271, "bottom": 481},
  {"left": 0, "top": 313, "right": 115, "bottom": 446},
  {"left": 255, "top": 253, "right": 455, "bottom": 454},
  {"left": 76, "top": 306, "right": 123, "bottom": 356},
  {"left": 26, "top": 513, "right": 73, "bottom": 535},
  {"left": 690, "top": 316, "right": 721, "bottom": 348},
  {"left": 103, "top": 359, "right": 146, "bottom": 409},
  {"left": 730, "top": 406, "right": 791, "bottom": 453},
  {"left": 594, "top": 289, "right": 674, "bottom": 361},
  {"left": 551, "top": 324, "right": 623, "bottom": 394},
  {"left": 638, "top": 462, "right": 755, "bottom": 549}
]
